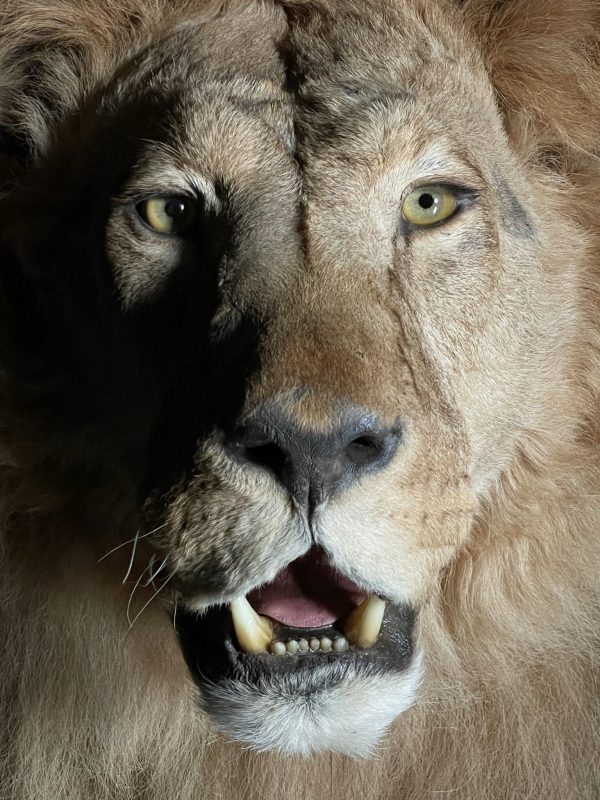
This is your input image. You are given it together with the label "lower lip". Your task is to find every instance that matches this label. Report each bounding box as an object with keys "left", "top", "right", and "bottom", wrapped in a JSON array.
[{"left": 174, "top": 601, "right": 416, "bottom": 690}]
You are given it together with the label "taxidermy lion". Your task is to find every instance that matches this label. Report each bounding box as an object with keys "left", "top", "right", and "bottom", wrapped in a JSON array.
[{"left": 1, "top": 0, "right": 600, "bottom": 797}]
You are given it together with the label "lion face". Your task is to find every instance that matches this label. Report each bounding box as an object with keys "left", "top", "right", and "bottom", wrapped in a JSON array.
[{"left": 1, "top": 0, "right": 573, "bottom": 757}]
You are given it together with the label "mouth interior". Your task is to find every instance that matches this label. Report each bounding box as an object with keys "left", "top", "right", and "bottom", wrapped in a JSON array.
[
  {"left": 247, "top": 546, "right": 367, "bottom": 628},
  {"left": 175, "top": 546, "right": 415, "bottom": 689}
]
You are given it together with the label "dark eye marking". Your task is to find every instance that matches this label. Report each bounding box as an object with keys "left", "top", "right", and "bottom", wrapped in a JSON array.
[{"left": 493, "top": 173, "right": 533, "bottom": 239}]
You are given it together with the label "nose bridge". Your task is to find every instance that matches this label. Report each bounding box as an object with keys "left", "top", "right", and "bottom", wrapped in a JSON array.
[{"left": 251, "top": 271, "right": 401, "bottom": 426}]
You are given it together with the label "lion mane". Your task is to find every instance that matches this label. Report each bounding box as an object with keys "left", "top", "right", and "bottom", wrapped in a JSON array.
[{"left": 1, "top": 0, "right": 600, "bottom": 798}]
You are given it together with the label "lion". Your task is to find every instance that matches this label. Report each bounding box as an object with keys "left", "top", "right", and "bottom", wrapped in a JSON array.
[{"left": 1, "top": 0, "right": 600, "bottom": 797}]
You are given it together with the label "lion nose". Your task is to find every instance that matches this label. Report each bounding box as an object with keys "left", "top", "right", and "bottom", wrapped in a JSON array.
[{"left": 227, "top": 406, "right": 402, "bottom": 511}]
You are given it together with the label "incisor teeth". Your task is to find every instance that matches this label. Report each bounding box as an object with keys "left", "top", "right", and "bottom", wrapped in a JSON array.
[
  {"left": 268, "top": 636, "right": 351, "bottom": 655},
  {"left": 344, "top": 595, "right": 386, "bottom": 648},
  {"left": 230, "top": 596, "right": 273, "bottom": 654}
]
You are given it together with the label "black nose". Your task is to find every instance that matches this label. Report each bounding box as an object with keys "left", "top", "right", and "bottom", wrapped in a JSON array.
[{"left": 226, "top": 405, "right": 402, "bottom": 511}]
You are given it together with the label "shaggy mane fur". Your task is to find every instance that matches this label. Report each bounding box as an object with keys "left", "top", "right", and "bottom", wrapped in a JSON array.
[{"left": 1, "top": 1, "right": 600, "bottom": 798}]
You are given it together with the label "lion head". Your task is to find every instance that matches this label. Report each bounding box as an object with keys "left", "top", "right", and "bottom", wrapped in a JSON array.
[{"left": 1, "top": 0, "right": 600, "bottom": 795}]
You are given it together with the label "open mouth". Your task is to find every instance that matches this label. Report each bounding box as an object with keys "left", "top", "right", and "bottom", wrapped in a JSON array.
[{"left": 175, "top": 546, "right": 415, "bottom": 687}]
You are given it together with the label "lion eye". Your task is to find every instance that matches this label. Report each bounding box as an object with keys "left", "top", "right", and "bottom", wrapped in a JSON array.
[
  {"left": 137, "top": 196, "right": 196, "bottom": 235},
  {"left": 401, "top": 185, "right": 458, "bottom": 227}
]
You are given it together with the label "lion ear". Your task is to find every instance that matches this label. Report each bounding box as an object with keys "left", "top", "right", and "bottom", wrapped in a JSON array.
[
  {"left": 461, "top": 0, "right": 600, "bottom": 160},
  {"left": 0, "top": 38, "right": 86, "bottom": 194},
  {"left": 0, "top": 3, "right": 150, "bottom": 194}
]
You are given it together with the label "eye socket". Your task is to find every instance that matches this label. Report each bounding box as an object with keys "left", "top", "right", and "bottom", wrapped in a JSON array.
[
  {"left": 401, "top": 185, "right": 458, "bottom": 227},
  {"left": 136, "top": 195, "right": 196, "bottom": 235}
]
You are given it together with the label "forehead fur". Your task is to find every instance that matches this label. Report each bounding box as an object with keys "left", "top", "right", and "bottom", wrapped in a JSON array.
[{"left": 1, "top": 0, "right": 599, "bottom": 187}]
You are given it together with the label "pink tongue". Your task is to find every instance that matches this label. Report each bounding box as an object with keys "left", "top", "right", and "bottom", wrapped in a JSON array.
[{"left": 247, "top": 547, "right": 366, "bottom": 628}]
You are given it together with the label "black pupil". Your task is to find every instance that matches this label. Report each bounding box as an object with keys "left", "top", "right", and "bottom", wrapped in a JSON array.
[
  {"left": 165, "top": 198, "right": 187, "bottom": 218},
  {"left": 418, "top": 193, "right": 435, "bottom": 209}
]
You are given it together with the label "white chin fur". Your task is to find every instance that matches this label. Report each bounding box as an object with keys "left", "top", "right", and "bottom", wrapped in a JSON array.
[{"left": 201, "top": 651, "right": 423, "bottom": 757}]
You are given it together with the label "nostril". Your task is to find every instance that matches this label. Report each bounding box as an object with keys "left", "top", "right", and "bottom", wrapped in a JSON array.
[
  {"left": 227, "top": 426, "right": 289, "bottom": 480},
  {"left": 345, "top": 434, "right": 386, "bottom": 468},
  {"left": 351, "top": 435, "right": 381, "bottom": 449},
  {"left": 344, "top": 427, "right": 402, "bottom": 472},
  {"left": 242, "top": 442, "right": 287, "bottom": 477}
]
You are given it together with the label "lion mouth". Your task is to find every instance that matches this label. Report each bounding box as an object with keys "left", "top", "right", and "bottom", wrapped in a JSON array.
[{"left": 175, "top": 547, "right": 415, "bottom": 688}]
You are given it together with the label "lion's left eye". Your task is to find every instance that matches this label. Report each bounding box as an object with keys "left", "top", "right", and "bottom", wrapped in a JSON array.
[
  {"left": 136, "top": 196, "right": 196, "bottom": 235},
  {"left": 401, "top": 185, "right": 458, "bottom": 227}
]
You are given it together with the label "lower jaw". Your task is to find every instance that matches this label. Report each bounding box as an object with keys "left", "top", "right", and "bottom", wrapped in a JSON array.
[{"left": 174, "top": 602, "right": 419, "bottom": 756}]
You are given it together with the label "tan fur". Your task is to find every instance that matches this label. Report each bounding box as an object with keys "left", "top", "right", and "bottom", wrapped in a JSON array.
[{"left": 1, "top": 0, "right": 600, "bottom": 797}]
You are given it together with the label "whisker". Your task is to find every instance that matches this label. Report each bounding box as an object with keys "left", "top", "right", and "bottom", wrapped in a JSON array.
[
  {"left": 122, "top": 529, "right": 140, "bottom": 585},
  {"left": 142, "top": 556, "right": 168, "bottom": 589},
  {"left": 128, "top": 571, "right": 177, "bottom": 631},
  {"left": 141, "top": 553, "right": 157, "bottom": 587},
  {"left": 97, "top": 522, "right": 167, "bottom": 563},
  {"left": 126, "top": 563, "right": 152, "bottom": 626}
]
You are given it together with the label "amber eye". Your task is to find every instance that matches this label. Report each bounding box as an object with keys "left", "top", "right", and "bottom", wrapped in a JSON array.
[
  {"left": 137, "top": 196, "right": 196, "bottom": 235},
  {"left": 401, "top": 185, "right": 458, "bottom": 227}
]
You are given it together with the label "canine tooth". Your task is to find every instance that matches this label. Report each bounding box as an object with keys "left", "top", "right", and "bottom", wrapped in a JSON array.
[
  {"left": 230, "top": 597, "right": 273, "bottom": 654},
  {"left": 270, "top": 641, "right": 286, "bottom": 656},
  {"left": 320, "top": 637, "right": 332, "bottom": 652},
  {"left": 286, "top": 640, "right": 299, "bottom": 654},
  {"left": 310, "top": 638, "right": 320, "bottom": 652},
  {"left": 344, "top": 595, "right": 386, "bottom": 648},
  {"left": 333, "top": 636, "right": 349, "bottom": 652},
  {"left": 298, "top": 639, "right": 309, "bottom": 652}
]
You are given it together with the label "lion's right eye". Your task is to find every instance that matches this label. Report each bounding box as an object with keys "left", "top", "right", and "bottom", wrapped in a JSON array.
[{"left": 136, "top": 196, "right": 196, "bottom": 235}]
